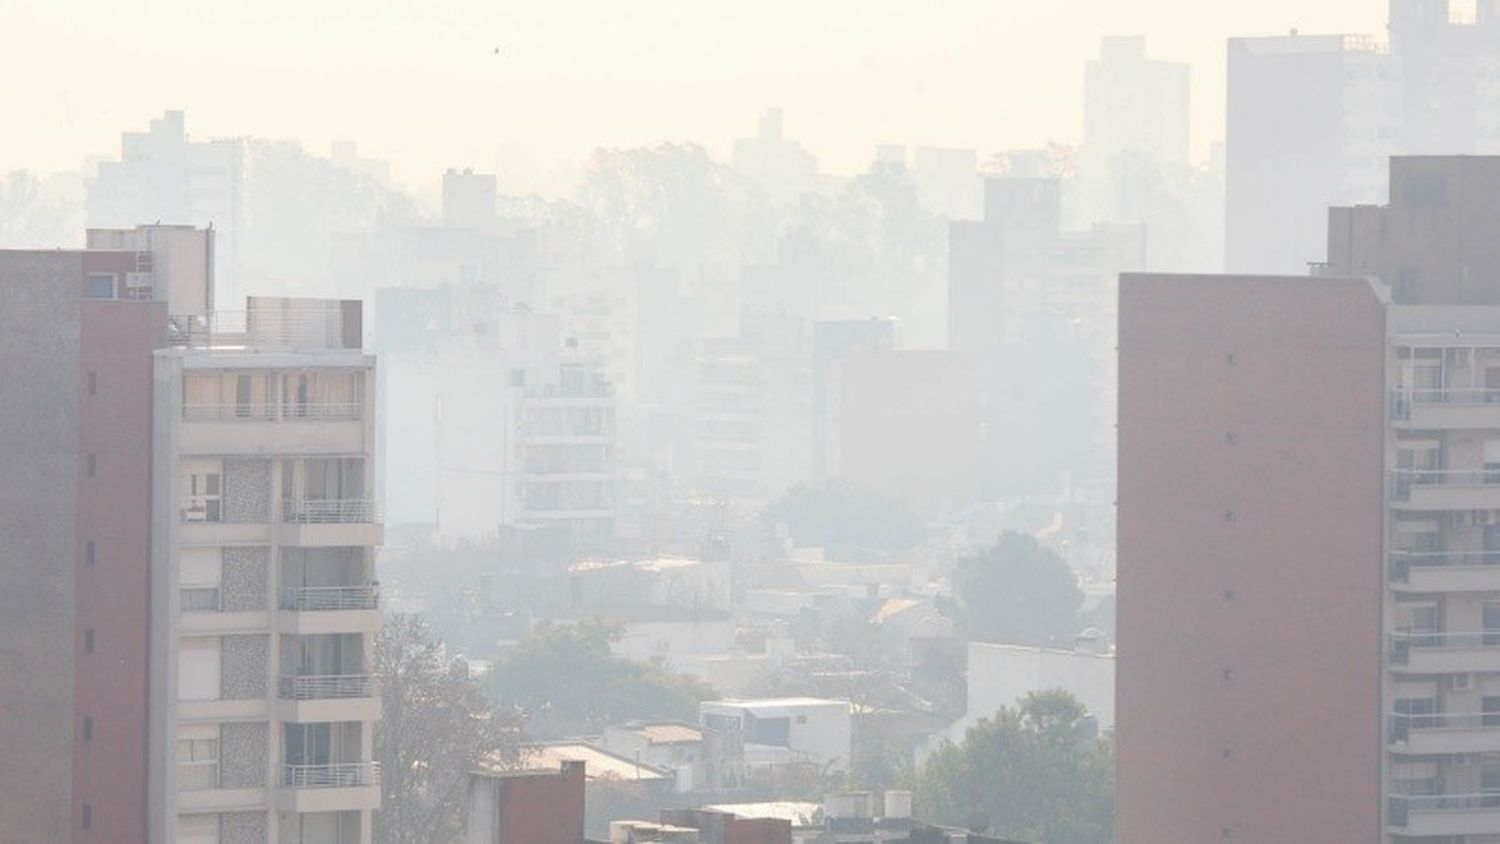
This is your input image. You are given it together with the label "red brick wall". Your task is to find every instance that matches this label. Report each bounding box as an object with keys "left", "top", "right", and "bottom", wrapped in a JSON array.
[
  {"left": 1116, "top": 274, "right": 1386, "bottom": 842},
  {"left": 73, "top": 257, "right": 164, "bottom": 844},
  {"left": 496, "top": 763, "right": 585, "bottom": 844}
]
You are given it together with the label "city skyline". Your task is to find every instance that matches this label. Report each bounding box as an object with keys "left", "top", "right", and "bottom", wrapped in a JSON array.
[{"left": 3, "top": 0, "right": 1384, "bottom": 196}]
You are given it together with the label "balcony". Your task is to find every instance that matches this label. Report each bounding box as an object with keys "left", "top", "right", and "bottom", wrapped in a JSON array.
[
  {"left": 1390, "top": 551, "right": 1500, "bottom": 592},
  {"left": 279, "top": 584, "right": 379, "bottom": 612},
  {"left": 277, "top": 499, "right": 383, "bottom": 547},
  {"left": 277, "top": 673, "right": 380, "bottom": 722},
  {"left": 1388, "top": 470, "right": 1500, "bottom": 511},
  {"left": 1389, "top": 712, "right": 1500, "bottom": 754},
  {"left": 180, "top": 401, "right": 365, "bottom": 456},
  {"left": 177, "top": 496, "right": 271, "bottom": 544},
  {"left": 1391, "top": 388, "right": 1500, "bottom": 429},
  {"left": 277, "top": 762, "right": 381, "bottom": 813},
  {"left": 178, "top": 583, "right": 270, "bottom": 634},
  {"left": 1388, "top": 793, "right": 1500, "bottom": 837},
  {"left": 277, "top": 584, "right": 380, "bottom": 635},
  {"left": 1390, "top": 631, "right": 1500, "bottom": 673},
  {"left": 279, "top": 674, "right": 376, "bottom": 700}
]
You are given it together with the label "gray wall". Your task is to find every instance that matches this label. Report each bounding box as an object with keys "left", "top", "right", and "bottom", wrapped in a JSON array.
[{"left": 0, "top": 252, "right": 82, "bottom": 842}]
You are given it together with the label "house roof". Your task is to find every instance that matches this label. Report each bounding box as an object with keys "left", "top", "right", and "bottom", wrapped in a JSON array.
[{"left": 515, "top": 743, "right": 671, "bottom": 782}]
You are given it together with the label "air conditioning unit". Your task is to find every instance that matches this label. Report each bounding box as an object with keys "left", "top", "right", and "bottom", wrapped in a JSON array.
[
  {"left": 1452, "top": 674, "right": 1474, "bottom": 692},
  {"left": 124, "top": 271, "right": 151, "bottom": 288}
]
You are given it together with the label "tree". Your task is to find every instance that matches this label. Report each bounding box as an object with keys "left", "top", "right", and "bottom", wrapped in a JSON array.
[
  {"left": 492, "top": 619, "right": 715, "bottom": 738},
  {"left": 0, "top": 171, "right": 81, "bottom": 248},
  {"left": 374, "top": 614, "right": 518, "bottom": 844},
  {"left": 951, "top": 533, "right": 1083, "bottom": 646},
  {"left": 761, "top": 480, "right": 927, "bottom": 559},
  {"left": 915, "top": 690, "right": 1113, "bottom": 844}
]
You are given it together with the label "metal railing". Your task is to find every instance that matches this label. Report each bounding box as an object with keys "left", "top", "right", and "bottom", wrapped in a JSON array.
[
  {"left": 281, "top": 761, "right": 379, "bottom": 789},
  {"left": 1390, "top": 551, "right": 1500, "bottom": 581},
  {"left": 1391, "top": 631, "right": 1500, "bottom": 663},
  {"left": 177, "top": 760, "right": 219, "bottom": 791},
  {"left": 169, "top": 309, "right": 351, "bottom": 351},
  {"left": 180, "top": 496, "right": 222, "bottom": 523},
  {"left": 279, "top": 402, "right": 363, "bottom": 421},
  {"left": 281, "top": 499, "right": 383, "bottom": 525},
  {"left": 278, "top": 673, "right": 376, "bottom": 700},
  {"left": 1392, "top": 388, "right": 1500, "bottom": 420},
  {"left": 182, "top": 403, "right": 277, "bottom": 421},
  {"left": 1389, "top": 469, "right": 1500, "bottom": 501},
  {"left": 1389, "top": 711, "right": 1500, "bottom": 741},
  {"left": 182, "top": 402, "right": 362, "bottom": 422},
  {"left": 180, "top": 585, "right": 222, "bottom": 613},
  {"left": 279, "top": 584, "right": 379, "bottom": 611},
  {"left": 1389, "top": 792, "right": 1500, "bottom": 825}
]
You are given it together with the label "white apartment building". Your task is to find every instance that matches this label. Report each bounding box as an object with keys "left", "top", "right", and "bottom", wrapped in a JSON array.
[{"left": 152, "top": 297, "right": 381, "bottom": 844}]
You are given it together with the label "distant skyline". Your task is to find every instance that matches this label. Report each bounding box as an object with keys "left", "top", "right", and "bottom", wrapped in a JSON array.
[{"left": 3, "top": 0, "right": 1386, "bottom": 196}]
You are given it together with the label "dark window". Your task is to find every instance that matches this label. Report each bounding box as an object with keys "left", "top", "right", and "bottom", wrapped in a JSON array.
[
  {"left": 88, "top": 371, "right": 97, "bottom": 395},
  {"left": 81, "top": 804, "right": 91, "bottom": 829},
  {"left": 86, "top": 454, "right": 96, "bottom": 478},
  {"left": 84, "top": 629, "right": 94, "bottom": 653},
  {"left": 85, "top": 541, "right": 95, "bottom": 567},
  {"left": 85, "top": 274, "right": 115, "bottom": 300},
  {"left": 83, "top": 716, "right": 93, "bottom": 741}
]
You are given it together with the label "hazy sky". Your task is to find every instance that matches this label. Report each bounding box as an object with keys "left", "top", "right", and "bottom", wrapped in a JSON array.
[{"left": 3, "top": 0, "right": 1387, "bottom": 196}]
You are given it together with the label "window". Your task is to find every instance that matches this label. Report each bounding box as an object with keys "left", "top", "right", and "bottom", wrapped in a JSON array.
[
  {"left": 83, "top": 716, "right": 93, "bottom": 741},
  {"left": 85, "top": 273, "right": 116, "bottom": 299},
  {"left": 86, "top": 454, "right": 96, "bottom": 478},
  {"left": 84, "top": 629, "right": 94, "bottom": 653},
  {"left": 88, "top": 371, "right": 97, "bottom": 396},
  {"left": 181, "top": 471, "right": 222, "bottom": 523},
  {"left": 176, "top": 734, "right": 219, "bottom": 790},
  {"left": 85, "top": 540, "right": 95, "bottom": 567},
  {"left": 81, "top": 804, "right": 91, "bottom": 829},
  {"left": 177, "top": 638, "right": 221, "bottom": 702}
]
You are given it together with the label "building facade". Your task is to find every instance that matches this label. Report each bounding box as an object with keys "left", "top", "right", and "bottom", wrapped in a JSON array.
[
  {"left": 0, "top": 227, "right": 383, "bottom": 844},
  {"left": 1119, "top": 157, "right": 1500, "bottom": 841},
  {"left": 153, "top": 297, "right": 382, "bottom": 844}
]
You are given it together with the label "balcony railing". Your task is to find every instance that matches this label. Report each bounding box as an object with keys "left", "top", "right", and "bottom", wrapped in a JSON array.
[
  {"left": 1390, "top": 551, "right": 1500, "bottom": 581},
  {"left": 180, "top": 495, "right": 222, "bottom": 523},
  {"left": 1389, "top": 469, "right": 1500, "bottom": 501},
  {"left": 183, "top": 403, "right": 276, "bottom": 421},
  {"left": 177, "top": 760, "right": 220, "bottom": 791},
  {"left": 1392, "top": 388, "right": 1500, "bottom": 421},
  {"left": 1389, "top": 711, "right": 1500, "bottom": 742},
  {"left": 278, "top": 673, "right": 376, "bottom": 700},
  {"left": 180, "top": 585, "right": 222, "bottom": 613},
  {"left": 169, "top": 309, "right": 352, "bottom": 352},
  {"left": 1389, "top": 793, "right": 1500, "bottom": 826},
  {"left": 182, "top": 402, "right": 362, "bottom": 422},
  {"left": 1391, "top": 631, "right": 1500, "bottom": 663},
  {"left": 282, "top": 762, "right": 379, "bottom": 789},
  {"left": 281, "top": 499, "right": 383, "bottom": 524},
  {"left": 279, "top": 584, "right": 379, "bottom": 611}
]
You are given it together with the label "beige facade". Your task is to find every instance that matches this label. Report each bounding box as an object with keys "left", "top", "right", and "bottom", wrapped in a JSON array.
[{"left": 152, "top": 299, "right": 381, "bottom": 844}]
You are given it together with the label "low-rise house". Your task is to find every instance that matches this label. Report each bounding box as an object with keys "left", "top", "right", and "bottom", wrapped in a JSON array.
[
  {"left": 699, "top": 698, "right": 852, "bottom": 777},
  {"left": 599, "top": 721, "right": 743, "bottom": 792}
]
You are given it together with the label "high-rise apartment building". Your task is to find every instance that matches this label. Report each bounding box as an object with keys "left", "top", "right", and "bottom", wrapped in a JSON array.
[
  {"left": 1080, "top": 35, "right": 1190, "bottom": 190},
  {"left": 1225, "top": 33, "right": 1389, "bottom": 275},
  {"left": 1227, "top": 1, "right": 1500, "bottom": 276},
  {"left": 0, "top": 225, "right": 382, "bottom": 844},
  {"left": 1119, "top": 156, "right": 1500, "bottom": 841},
  {"left": 155, "top": 297, "right": 381, "bottom": 844},
  {"left": 87, "top": 112, "right": 247, "bottom": 308}
]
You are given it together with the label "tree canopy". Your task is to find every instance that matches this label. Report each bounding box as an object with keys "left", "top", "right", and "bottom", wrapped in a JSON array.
[
  {"left": 916, "top": 690, "right": 1113, "bottom": 844},
  {"left": 951, "top": 532, "right": 1084, "bottom": 646},
  {"left": 493, "top": 619, "right": 715, "bottom": 738},
  {"left": 374, "top": 614, "right": 517, "bottom": 844}
]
